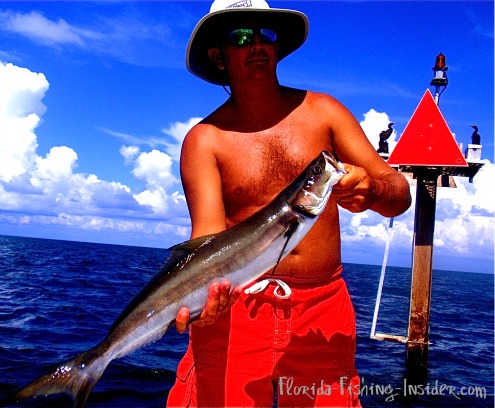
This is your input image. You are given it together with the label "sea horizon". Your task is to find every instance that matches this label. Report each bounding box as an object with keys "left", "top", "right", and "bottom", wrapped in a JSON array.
[{"left": 0, "top": 233, "right": 492, "bottom": 275}]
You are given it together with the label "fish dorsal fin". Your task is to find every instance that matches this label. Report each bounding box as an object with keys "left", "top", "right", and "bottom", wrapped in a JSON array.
[
  {"left": 159, "top": 234, "right": 217, "bottom": 273},
  {"left": 109, "top": 233, "right": 218, "bottom": 332}
]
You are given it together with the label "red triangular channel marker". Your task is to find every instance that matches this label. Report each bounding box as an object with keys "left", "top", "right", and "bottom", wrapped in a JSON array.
[{"left": 388, "top": 89, "right": 468, "bottom": 167}]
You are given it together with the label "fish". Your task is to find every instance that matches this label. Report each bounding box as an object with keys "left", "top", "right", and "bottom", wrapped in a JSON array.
[{"left": 9, "top": 150, "right": 345, "bottom": 407}]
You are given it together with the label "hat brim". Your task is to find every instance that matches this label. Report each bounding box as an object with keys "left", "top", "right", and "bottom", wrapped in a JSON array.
[{"left": 186, "top": 8, "right": 308, "bottom": 85}]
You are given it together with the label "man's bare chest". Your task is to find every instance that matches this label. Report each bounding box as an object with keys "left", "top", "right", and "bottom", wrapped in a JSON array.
[{"left": 216, "top": 128, "right": 332, "bottom": 220}]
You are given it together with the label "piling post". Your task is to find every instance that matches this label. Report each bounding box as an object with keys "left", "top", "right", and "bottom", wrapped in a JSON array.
[{"left": 405, "top": 170, "right": 438, "bottom": 370}]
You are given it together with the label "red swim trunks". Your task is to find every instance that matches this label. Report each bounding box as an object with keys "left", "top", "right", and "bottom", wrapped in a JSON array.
[{"left": 167, "top": 266, "right": 361, "bottom": 407}]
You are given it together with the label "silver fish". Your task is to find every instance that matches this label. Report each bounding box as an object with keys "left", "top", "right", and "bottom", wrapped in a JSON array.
[{"left": 11, "top": 150, "right": 345, "bottom": 407}]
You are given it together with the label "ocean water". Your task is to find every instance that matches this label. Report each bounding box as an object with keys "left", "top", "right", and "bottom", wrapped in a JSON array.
[{"left": 0, "top": 235, "right": 493, "bottom": 407}]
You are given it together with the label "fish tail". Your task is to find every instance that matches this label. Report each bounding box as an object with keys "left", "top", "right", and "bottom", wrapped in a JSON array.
[{"left": 12, "top": 346, "right": 109, "bottom": 408}]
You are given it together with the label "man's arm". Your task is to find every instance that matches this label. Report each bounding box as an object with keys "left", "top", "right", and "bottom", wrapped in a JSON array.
[
  {"left": 175, "top": 123, "right": 240, "bottom": 333},
  {"left": 332, "top": 164, "right": 411, "bottom": 217},
  {"left": 319, "top": 93, "right": 412, "bottom": 216},
  {"left": 180, "top": 124, "right": 227, "bottom": 238}
]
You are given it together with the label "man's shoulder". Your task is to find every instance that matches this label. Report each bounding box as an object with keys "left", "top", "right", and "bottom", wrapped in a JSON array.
[
  {"left": 182, "top": 119, "right": 223, "bottom": 155},
  {"left": 301, "top": 90, "right": 352, "bottom": 117},
  {"left": 304, "top": 89, "right": 342, "bottom": 104}
]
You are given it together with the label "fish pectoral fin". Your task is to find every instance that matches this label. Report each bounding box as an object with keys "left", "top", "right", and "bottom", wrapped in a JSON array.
[
  {"left": 270, "top": 220, "right": 300, "bottom": 276},
  {"left": 283, "top": 220, "right": 299, "bottom": 241}
]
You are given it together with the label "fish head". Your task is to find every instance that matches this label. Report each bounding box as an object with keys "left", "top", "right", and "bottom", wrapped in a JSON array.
[{"left": 286, "top": 151, "right": 345, "bottom": 217}]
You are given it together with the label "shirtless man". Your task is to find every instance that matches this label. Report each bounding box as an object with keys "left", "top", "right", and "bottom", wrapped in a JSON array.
[{"left": 167, "top": 1, "right": 411, "bottom": 406}]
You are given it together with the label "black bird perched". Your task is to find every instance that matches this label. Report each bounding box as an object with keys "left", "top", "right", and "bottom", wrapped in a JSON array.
[
  {"left": 377, "top": 122, "right": 394, "bottom": 154},
  {"left": 470, "top": 125, "right": 481, "bottom": 145}
]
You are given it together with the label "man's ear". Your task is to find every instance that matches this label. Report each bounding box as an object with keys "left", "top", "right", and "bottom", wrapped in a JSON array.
[{"left": 208, "top": 47, "right": 225, "bottom": 70}]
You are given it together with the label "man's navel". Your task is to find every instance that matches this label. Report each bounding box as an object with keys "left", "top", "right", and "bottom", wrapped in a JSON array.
[{"left": 233, "top": 186, "right": 244, "bottom": 196}]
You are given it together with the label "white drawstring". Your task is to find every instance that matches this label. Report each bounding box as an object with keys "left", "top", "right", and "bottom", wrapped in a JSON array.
[{"left": 244, "top": 278, "right": 292, "bottom": 299}]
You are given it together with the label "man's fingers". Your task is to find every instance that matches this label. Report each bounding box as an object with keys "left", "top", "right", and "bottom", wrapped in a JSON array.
[
  {"left": 218, "top": 280, "right": 232, "bottom": 308},
  {"left": 229, "top": 285, "right": 242, "bottom": 306},
  {"left": 175, "top": 306, "right": 190, "bottom": 334},
  {"left": 203, "top": 282, "right": 221, "bottom": 317},
  {"left": 175, "top": 281, "right": 240, "bottom": 333}
]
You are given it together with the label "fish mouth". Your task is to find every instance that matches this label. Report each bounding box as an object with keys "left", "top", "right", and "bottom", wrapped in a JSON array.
[
  {"left": 288, "top": 151, "right": 346, "bottom": 217},
  {"left": 322, "top": 150, "right": 345, "bottom": 174}
]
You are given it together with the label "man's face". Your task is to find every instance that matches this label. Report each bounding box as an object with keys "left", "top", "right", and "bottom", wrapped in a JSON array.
[{"left": 211, "top": 25, "right": 280, "bottom": 84}]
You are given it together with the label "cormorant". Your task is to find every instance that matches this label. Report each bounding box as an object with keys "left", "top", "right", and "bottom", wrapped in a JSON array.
[
  {"left": 470, "top": 125, "right": 481, "bottom": 145},
  {"left": 377, "top": 122, "right": 394, "bottom": 154}
]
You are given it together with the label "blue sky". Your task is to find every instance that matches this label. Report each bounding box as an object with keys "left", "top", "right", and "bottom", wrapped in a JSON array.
[{"left": 0, "top": 1, "right": 493, "bottom": 273}]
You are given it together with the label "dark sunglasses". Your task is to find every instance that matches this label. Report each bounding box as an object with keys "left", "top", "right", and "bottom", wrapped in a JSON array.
[{"left": 225, "top": 28, "right": 277, "bottom": 47}]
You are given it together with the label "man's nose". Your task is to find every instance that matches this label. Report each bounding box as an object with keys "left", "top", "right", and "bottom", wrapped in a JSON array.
[{"left": 250, "top": 34, "right": 263, "bottom": 49}]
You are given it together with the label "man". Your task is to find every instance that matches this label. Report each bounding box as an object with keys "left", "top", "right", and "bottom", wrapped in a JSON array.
[{"left": 167, "top": 1, "right": 411, "bottom": 406}]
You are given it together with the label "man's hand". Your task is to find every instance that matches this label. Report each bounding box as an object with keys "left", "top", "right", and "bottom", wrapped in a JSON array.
[
  {"left": 332, "top": 164, "right": 377, "bottom": 213},
  {"left": 175, "top": 280, "right": 242, "bottom": 334}
]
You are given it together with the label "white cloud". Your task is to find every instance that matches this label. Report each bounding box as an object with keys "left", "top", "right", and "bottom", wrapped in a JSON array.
[
  {"left": 34, "top": 146, "right": 78, "bottom": 181},
  {"left": 0, "top": 61, "right": 188, "bottom": 243},
  {"left": 128, "top": 149, "right": 183, "bottom": 215},
  {"left": 0, "top": 62, "right": 47, "bottom": 182},
  {"left": 434, "top": 164, "right": 495, "bottom": 256},
  {"left": 120, "top": 145, "right": 140, "bottom": 165},
  {"left": 132, "top": 149, "right": 176, "bottom": 187}
]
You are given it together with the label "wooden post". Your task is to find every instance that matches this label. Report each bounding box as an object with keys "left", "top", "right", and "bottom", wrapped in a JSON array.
[{"left": 405, "top": 169, "right": 438, "bottom": 371}]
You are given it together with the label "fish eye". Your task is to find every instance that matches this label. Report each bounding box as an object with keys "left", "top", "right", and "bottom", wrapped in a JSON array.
[{"left": 310, "top": 166, "right": 322, "bottom": 175}]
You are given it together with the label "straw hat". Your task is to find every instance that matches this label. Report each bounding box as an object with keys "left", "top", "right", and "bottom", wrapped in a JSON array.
[{"left": 186, "top": 0, "right": 308, "bottom": 85}]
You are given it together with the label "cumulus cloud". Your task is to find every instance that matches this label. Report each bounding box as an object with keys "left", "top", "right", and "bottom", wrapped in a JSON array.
[
  {"left": 129, "top": 149, "right": 180, "bottom": 215},
  {"left": 120, "top": 145, "right": 140, "bottom": 165},
  {"left": 0, "top": 61, "right": 188, "bottom": 244},
  {"left": 434, "top": 163, "right": 494, "bottom": 255},
  {"left": 0, "top": 62, "right": 47, "bottom": 182}
]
